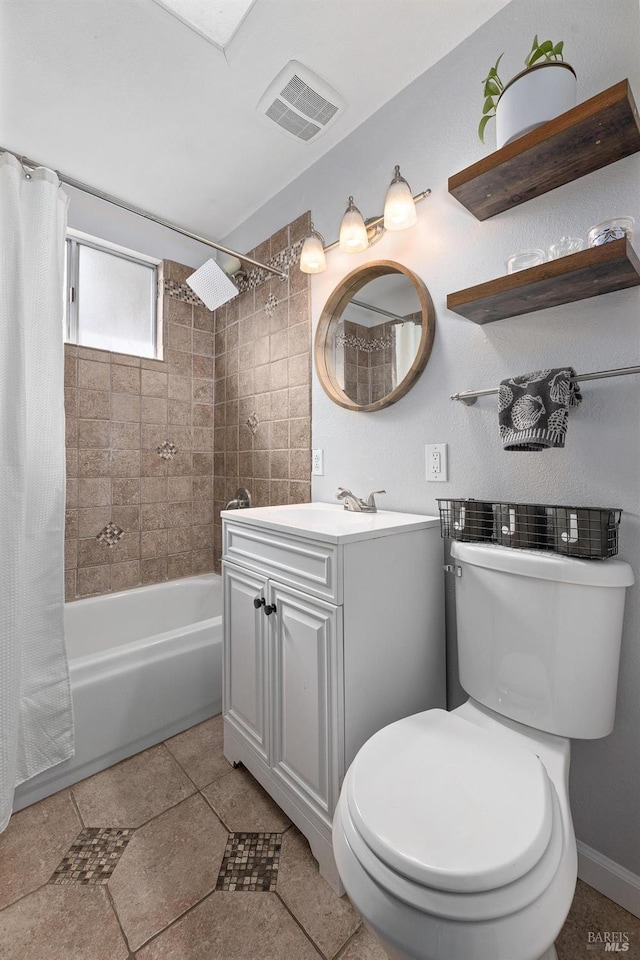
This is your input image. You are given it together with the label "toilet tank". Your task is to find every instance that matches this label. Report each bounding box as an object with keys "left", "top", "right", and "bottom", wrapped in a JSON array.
[{"left": 450, "top": 542, "right": 634, "bottom": 738}]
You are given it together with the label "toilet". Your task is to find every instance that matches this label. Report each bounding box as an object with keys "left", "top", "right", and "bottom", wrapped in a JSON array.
[{"left": 332, "top": 541, "right": 634, "bottom": 960}]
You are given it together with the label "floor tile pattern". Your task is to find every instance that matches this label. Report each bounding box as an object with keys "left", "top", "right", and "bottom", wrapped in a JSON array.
[
  {"left": 1, "top": 713, "right": 638, "bottom": 960},
  {"left": 50, "top": 826, "right": 133, "bottom": 884},
  {"left": 216, "top": 831, "right": 282, "bottom": 892}
]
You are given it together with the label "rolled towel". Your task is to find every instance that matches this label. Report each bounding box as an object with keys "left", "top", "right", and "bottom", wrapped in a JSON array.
[{"left": 499, "top": 367, "right": 582, "bottom": 451}]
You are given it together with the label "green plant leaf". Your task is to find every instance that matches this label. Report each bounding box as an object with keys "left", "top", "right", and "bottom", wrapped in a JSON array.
[
  {"left": 483, "top": 96, "right": 495, "bottom": 114},
  {"left": 484, "top": 79, "right": 500, "bottom": 96},
  {"left": 478, "top": 114, "right": 492, "bottom": 143},
  {"left": 528, "top": 46, "right": 547, "bottom": 66},
  {"left": 553, "top": 41, "right": 564, "bottom": 59}
]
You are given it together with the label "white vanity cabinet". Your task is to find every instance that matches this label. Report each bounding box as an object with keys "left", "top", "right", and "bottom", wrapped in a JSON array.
[{"left": 221, "top": 503, "right": 445, "bottom": 893}]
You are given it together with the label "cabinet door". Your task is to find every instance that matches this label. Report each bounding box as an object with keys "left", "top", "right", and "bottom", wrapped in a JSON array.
[
  {"left": 223, "top": 561, "right": 270, "bottom": 763},
  {"left": 269, "top": 582, "right": 343, "bottom": 826}
]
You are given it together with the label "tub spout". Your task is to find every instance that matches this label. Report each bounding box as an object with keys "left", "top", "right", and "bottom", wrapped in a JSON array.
[{"left": 225, "top": 487, "right": 252, "bottom": 510}]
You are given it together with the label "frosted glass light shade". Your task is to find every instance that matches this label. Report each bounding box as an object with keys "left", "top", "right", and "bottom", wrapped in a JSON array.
[
  {"left": 383, "top": 167, "right": 417, "bottom": 231},
  {"left": 299, "top": 234, "right": 327, "bottom": 274},
  {"left": 339, "top": 197, "right": 369, "bottom": 253}
]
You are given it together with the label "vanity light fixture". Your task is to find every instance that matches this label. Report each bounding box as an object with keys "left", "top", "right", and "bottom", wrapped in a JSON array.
[
  {"left": 339, "top": 197, "right": 369, "bottom": 253},
  {"left": 383, "top": 165, "right": 418, "bottom": 231},
  {"left": 299, "top": 165, "right": 430, "bottom": 274},
  {"left": 299, "top": 226, "right": 327, "bottom": 274}
]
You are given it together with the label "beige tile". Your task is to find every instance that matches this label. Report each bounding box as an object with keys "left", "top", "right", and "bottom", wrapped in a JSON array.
[
  {"left": 164, "top": 715, "right": 230, "bottom": 789},
  {"left": 141, "top": 477, "right": 168, "bottom": 503},
  {"left": 78, "top": 506, "right": 110, "bottom": 538},
  {"left": 192, "top": 548, "right": 214, "bottom": 574},
  {"left": 78, "top": 389, "right": 110, "bottom": 420},
  {"left": 193, "top": 427, "right": 214, "bottom": 451},
  {"left": 77, "top": 564, "right": 110, "bottom": 597},
  {"left": 290, "top": 480, "right": 312, "bottom": 503},
  {"left": 290, "top": 417, "right": 311, "bottom": 448},
  {"left": 167, "top": 552, "right": 193, "bottom": 579},
  {"left": 111, "top": 421, "right": 141, "bottom": 449},
  {"left": 167, "top": 398, "right": 191, "bottom": 424},
  {"left": 141, "top": 528, "right": 168, "bottom": 559},
  {"left": 0, "top": 790, "right": 81, "bottom": 910},
  {"left": 339, "top": 925, "right": 390, "bottom": 960},
  {"left": 167, "top": 322, "right": 192, "bottom": 353},
  {"left": 193, "top": 378, "right": 214, "bottom": 404},
  {"left": 66, "top": 443, "right": 78, "bottom": 478},
  {"left": 141, "top": 556, "right": 168, "bottom": 584},
  {"left": 290, "top": 449, "right": 311, "bottom": 481},
  {"left": 557, "top": 880, "right": 640, "bottom": 960},
  {"left": 78, "top": 345, "right": 111, "bottom": 363},
  {"left": 289, "top": 320, "right": 310, "bottom": 357},
  {"left": 289, "top": 353, "right": 311, "bottom": 386},
  {"left": 111, "top": 392, "right": 141, "bottom": 422},
  {"left": 193, "top": 330, "right": 214, "bottom": 358},
  {"left": 193, "top": 476, "right": 213, "bottom": 500},
  {"left": 136, "top": 890, "right": 321, "bottom": 960},
  {"left": 141, "top": 369, "right": 168, "bottom": 397},
  {"left": 65, "top": 415, "right": 78, "bottom": 447},
  {"left": 270, "top": 328, "right": 288, "bottom": 362},
  {"left": 166, "top": 348, "right": 191, "bottom": 376},
  {"left": 78, "top": 419, "right": 110, "bottom": 448},
  {"left": 202, "top": 767, "right": 290, "bottom": 832},
  {"left": 193, "top": 452, "right": 213, "bottom": 476},
  {"left": 270, "top": 479, "right": 289, "bottom": 505},
  {"left": 72, "top": 744, "right": 194, "bottom": 828},
  {"left": 112, "top": 478, "right": 140, "bottom": 505},
  {"left": 288, "top": 385, "right": 310, "bottom": 419},
  {"left": 112, "top": 449, "right": 141, "bottom": 477},
  {"left": 111, "top": 560, "right": 141, "bottom": 592},
  {"left": 165, "top": 297, "right": 192, "bottom": 324},
  {"left": 65, "top": 538, "right": 77, "bottom": 569},
  {"left": 270, "top": 358, "right": 288, "bottom": 392},
  {"left": 109, "top": 793, "right": 227, "bottom": 951},
  {"left": 78, "top": 477, "right": 111, "bottom": 507},
  {"left": 66, "top": 477, "right": 78, "bottom": 508},
  {"left": 167, "top": 477, "right": 192, "bottom": 501},
  {"left": 270, "top": 450, "right": 289, "bottom": 480},
  {"left": 65, "top": 568, "right": 77, "bottom": 600},
  {"left": 192, "top": 500, "right": 214, "bottom": 525},
  {"left": 193, "top": 403, "right": 213, "bottom": 427},
  {"left": 141, "top": 396, "right": 168, "bottom": 423},
  {"left": 168, "top": 525, "right": 193, "bottom": 554},
  {"left": 168, "top": 374, "right": 192, "bottom": 401},
  {"left": 168, "top": 502, "right": 193, "bottom": 527},
  {"left": 78, "top": 449, "right": 111, "bottom": 478},
  {"left": 111, "top": 363, "right": 141, "bottom": 394},
  {"left": 141, "top": 502, "right": 168, "bottom": 531},
  {"left": 78, "top": 537, "right": 111, "bottom": 567},
  {"left": 111, "top": 352, "right": 141, "bottom": 368},
  {"left": 66, "top": 508, "right": 79, "bottom": 539},
  {"left": 278, "top": 827, "right": 360, "bottom": 958},
  {"left": 64, "top": 354, "right": 77, "bottom": 387},
  {"left": 193, "top": 355, "right": 213, "bottom": 379},
  {"left": 0, "top": 886, "right": 128, "bottom": 960},
  {"left": 78, "top": 358, "right": 110, "bottom": 391}
]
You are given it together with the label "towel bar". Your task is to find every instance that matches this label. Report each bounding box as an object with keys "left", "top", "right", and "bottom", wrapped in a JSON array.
[{"left": 451, "top": 364, "right": 640, "bottom": 405}]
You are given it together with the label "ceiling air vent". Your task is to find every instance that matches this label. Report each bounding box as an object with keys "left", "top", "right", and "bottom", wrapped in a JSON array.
[{"left": 257, "top": 60, "right": 345, "bottom": 142}]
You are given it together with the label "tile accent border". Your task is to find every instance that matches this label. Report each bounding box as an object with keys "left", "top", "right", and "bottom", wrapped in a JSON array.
[
  {"left": 215, "top": 832, "right": 282, "bottom": 892},
  {"left": 96, "top": 522, "right": 125, "bottom": 548}
]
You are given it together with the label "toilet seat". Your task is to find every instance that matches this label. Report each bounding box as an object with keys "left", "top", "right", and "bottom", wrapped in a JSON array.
[{"left": 341, "top": 709, "right": 565, "bottom": 922}]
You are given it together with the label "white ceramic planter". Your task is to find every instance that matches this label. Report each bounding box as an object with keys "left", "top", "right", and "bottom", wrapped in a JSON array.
[{"left": 496, "top": 62, "right": 577, "bottom": 149}]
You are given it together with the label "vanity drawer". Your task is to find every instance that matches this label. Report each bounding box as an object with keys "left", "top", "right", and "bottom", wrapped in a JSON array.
[{"left": 223, "top": 521, "right": 341, "bottom": 604}]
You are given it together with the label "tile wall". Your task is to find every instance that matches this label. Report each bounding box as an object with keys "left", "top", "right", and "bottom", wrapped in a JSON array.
[
  {"left": 64, "top": 213, "right": 312, "bottom": 597},
  {"left": 64, "top": 261, "right": 216, "bottom": 599},
  {"left": 212, "top": 212, "right": 312, "bottom": 571},
  {"left": 340, "top": 319, "right": 395, "bottom": 406}
]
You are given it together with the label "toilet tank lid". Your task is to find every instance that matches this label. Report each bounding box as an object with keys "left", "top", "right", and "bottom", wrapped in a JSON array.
[{"left": 451, "top": 541, "right": 634, "bottom": 588}]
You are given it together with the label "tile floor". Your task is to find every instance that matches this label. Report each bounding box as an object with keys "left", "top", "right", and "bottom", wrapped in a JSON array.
[{"left": 1, "top": 714, "right": 638, "bottom": 959}]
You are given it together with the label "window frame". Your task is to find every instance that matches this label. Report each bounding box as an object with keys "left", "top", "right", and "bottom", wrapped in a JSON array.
[{"left": 65, "top": 230, "right": 161, "bottom": 359}]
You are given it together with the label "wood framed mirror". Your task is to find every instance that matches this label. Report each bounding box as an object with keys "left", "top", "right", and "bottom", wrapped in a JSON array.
[{"left": 314, "top": 261, "right": 435, "bottom": 412}]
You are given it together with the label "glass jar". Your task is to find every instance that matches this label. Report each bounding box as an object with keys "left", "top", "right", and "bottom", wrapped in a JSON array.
[
  {"left": 506, "top": 249, "right": 546, "bottom": 273},
  {"left": 587, "top": 217, "right": 635, "bottom": 247},
  {"left": 548, "top": 237, "right": 585, "bottom": 259}
]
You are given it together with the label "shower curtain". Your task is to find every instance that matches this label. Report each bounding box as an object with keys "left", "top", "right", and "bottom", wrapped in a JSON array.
[
  {"left": 394, "top": 320, "right": 421, "bottom": 385},
  {"left": 0, "top": 153, "right": 74, "bottom": 831}
]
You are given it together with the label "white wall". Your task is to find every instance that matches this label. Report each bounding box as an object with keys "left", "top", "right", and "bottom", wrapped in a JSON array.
[
  {"left": 65, "top": 184, "right": 217, "bottom": 268},
  {"left": 223, "top": 0, "right": 640, "bottom": 878}
]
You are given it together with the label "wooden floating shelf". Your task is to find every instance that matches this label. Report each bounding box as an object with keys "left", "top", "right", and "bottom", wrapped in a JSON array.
[
  {"left": 449, "top": 80, "right": 640, "bottom": 221},
  {"left": 447, "top": 238, "right": 640, "bottom": 324}
]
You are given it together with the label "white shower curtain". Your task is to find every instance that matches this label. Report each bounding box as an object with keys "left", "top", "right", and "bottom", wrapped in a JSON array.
[
  {"left": 0, "top": 153, "right": 74, "bottom": 831},
  {"left": 394, "top": 320, "right": 422, "bottom": 386}
]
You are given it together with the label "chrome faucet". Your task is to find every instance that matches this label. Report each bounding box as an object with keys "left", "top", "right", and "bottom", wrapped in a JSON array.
[
  {"left": 225, "top": 487, "right": 252, "bottom": 510},
  {"left": 336, "top": 487, "right": 386, "bottom": 513}
]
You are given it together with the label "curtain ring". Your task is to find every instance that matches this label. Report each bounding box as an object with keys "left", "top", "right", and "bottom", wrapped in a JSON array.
[{"left": 19, "top": 156, "right": 32, "bottom": 180}]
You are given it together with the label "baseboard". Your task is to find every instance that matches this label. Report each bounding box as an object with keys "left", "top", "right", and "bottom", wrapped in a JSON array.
[{"left": 577, "top": 840, "right": 640, "bottom": 918}]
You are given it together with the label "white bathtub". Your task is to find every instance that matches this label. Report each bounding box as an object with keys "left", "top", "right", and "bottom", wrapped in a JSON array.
[{"left": 13, "top": 574, "right": 222, "bottom": 811}]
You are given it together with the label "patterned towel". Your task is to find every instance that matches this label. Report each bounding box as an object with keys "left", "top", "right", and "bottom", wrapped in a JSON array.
[{"left": 499, "top": 368, "right": 582, "bottom": 451}]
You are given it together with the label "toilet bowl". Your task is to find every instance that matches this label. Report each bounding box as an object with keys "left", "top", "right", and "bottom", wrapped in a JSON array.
[
  {"left": 332, "top": 542, "right": 633, "bottom": 960},
  {"left": 333, "top": 701, "right": 576, "bottom": 960}
]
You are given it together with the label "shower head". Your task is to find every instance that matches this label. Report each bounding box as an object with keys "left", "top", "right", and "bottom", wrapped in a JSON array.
[{"left": 186, "top": 258, "right": 239, "bottom": 311}]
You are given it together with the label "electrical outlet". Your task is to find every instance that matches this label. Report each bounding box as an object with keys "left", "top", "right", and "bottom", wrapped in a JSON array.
[
  {"left": 312, "top": 449, "right": 324, "bottom": 476},
  {"left": 426, "top": 443, "right": 448, "bottom": 482}
]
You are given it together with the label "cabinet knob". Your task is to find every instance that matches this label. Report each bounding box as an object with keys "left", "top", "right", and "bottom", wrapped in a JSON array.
[
  {"left": 253, "top": 597, "right": 265, "bottom": 609},
  {"left": 263, "top": 603, "right": 277, "bottom": 616}
]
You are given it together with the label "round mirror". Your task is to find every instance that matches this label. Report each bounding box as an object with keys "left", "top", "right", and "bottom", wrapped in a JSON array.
[{"left": 314, "top": 261, "right": 435, "bottom": 411}]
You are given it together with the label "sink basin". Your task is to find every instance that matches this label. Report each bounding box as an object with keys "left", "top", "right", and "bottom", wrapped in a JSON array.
[{"left": 220, "top": 501, "right": 439, "bottom": 544}]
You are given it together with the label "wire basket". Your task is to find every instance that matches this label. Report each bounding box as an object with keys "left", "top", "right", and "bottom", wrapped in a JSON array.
[{"left": 437, "top": 499, "right": 622, "bottom": 559}]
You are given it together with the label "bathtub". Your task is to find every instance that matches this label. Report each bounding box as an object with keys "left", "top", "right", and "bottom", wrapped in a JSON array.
[{"left": 13, "top": 574, "right": 222, "bottom": 811}]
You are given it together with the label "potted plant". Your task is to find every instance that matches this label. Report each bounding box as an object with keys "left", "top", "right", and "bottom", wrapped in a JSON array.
[{"left": 479, "top": 36, "right": 577, "bottom": 148}]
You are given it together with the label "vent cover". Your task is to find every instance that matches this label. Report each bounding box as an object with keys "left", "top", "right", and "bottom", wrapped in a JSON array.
[{"left": 257, "top": 60, "right": 345, "bottom": 142}]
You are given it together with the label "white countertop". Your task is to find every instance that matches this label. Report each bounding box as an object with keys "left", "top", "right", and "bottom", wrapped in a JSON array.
[{"left": 220, "top": 501, "right": 439, "bottom": 544}]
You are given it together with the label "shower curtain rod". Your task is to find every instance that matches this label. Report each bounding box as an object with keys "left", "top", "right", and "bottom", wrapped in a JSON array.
[{"left": 0, "top": 146, "right": 287, "bottom": 280}]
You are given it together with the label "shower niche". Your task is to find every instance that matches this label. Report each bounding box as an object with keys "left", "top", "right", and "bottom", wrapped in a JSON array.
[{"left": 314, "top": 261, "right": 435, "bottom": 411}]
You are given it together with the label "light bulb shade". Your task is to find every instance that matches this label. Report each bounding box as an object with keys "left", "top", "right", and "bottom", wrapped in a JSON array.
[
  {"left": 339, "top": 197, "right": 369, "bottom": 253},
  {"left": 299, "top": 234, "right": 327, "bottom": 274},
  {"left": 186, "top": 258, "right": 239, "bottom": 311},
  {"left": 383, "top": 168, "right": 417, "bottom": 231}
]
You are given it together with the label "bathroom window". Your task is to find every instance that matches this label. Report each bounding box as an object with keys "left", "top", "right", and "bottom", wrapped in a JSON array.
[{"left": 65, "top": 233, "right": 160, "bottom": 359}]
